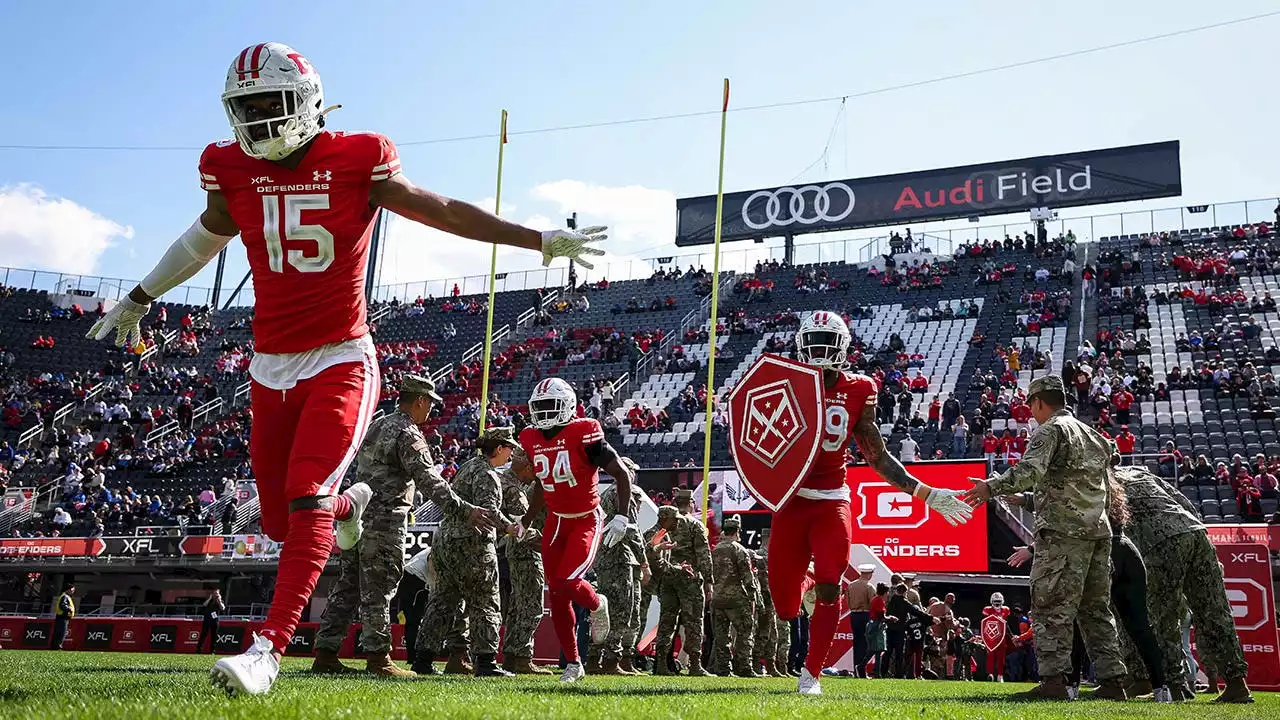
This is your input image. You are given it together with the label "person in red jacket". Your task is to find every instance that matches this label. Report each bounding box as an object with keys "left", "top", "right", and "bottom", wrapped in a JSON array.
[
  {"left": 1007, "top": 429, "right": 1028, "bottom": 464},
  {"left": 982, "top": 431, "right": 1001, "bottom": 464},
  {"left": 1114, "top": 426, "right": 1136, "bottom": 459},
  {"left": 982, "top": 593, "right": 1012, "bottom": 682},
  {"left": 1111, "top": 387, "right": 1134, "bottom": 425}
]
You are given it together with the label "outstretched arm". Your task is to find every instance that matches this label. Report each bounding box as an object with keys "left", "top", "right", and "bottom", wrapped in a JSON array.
[{"left": 371, "top": 175, "right": 606, "bottom": 268}]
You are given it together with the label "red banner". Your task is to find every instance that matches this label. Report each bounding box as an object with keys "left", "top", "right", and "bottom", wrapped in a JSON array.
[
  {"left": 0, "top": 537, "right": 105, "bottom": 557},
  {"left": 1210, "top": 543, "right": 1280, "bottom": 689},
  {"left": 847, "top": 461, "right": 989, "bottom": 572},
  {"left": 1205, "top": 524, "right": 1280, "bottom": 552}
]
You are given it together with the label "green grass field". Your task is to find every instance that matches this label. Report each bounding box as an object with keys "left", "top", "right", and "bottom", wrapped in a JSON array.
[{"left": 0, "top": 650, "right": 1273, "bottom": 720}]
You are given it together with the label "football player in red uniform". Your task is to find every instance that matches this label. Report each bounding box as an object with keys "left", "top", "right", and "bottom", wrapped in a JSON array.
[
  {"left": 86, "top": 42, "right": 605, "bottom": 697},
  {"left": 514, "top": 378, "right": 637, "bottom": 682},
  {"left": 772, "top": 311, "right": 973, "bottom": 695}
]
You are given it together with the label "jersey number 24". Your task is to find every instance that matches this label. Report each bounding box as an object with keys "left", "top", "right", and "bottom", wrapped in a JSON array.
[{"left": 534, "top": 450, "right": 576, "bottom": 492}]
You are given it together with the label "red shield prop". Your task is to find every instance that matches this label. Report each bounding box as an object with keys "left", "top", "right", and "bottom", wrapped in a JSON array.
[
  {"left": 981, "top": 614, "right": 1006, "bottom": 652},
  {"left": 726, "top": 353, "right": 823, "bottom": 512}
]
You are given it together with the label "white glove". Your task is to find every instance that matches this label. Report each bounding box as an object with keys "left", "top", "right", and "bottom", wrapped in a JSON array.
[
  {"left": 924, "top": 487, "right": 974, "bottom": 527},
  {"left": 87, "top": 297, "right": 150, "bottom": 347},
  {"left": 602, "top": 513, "right": 630, "bottom": 548},
  {"left": 541, "top": 225, "right": 607, "bottom": 269}
]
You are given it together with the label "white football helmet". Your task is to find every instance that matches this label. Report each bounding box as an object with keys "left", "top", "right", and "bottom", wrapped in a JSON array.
[
  {"left": 990, "top": 592, "right": 1005, "bottom": 607},
  {"left": 221, "top": 43, "right": 328, "bottom": 161},
  {"left": 796, "top": 311, "right": 851, "bottom": 369},
  {"left": 529, "top": 378, "right": 577, "bottom": 430}
]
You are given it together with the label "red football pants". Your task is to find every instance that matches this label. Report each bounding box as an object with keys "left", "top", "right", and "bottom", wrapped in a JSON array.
[
  {"left": 987, "top": 645, "right": 1007, "bottom": 679},
  {"left": 249, "top": 358, "right": 380, "bottom": 542},
  {"left": 542, "top": 508, "right": 604, "bottom": 662},
  {"left": 767, "top": 497, "right": 853, "bottom": 620}
]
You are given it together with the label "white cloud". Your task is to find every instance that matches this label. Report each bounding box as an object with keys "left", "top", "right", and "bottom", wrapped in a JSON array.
[
  {"left": 0, "top": 184, "right": 133, "bottom": 276},
  {"left": 530, "top": 180, "right": 676, "bottom": 265}
]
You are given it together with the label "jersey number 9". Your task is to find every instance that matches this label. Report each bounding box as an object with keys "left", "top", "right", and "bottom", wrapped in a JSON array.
[{"left": 821, "top": 405, "right": 850, "bottom": 452}]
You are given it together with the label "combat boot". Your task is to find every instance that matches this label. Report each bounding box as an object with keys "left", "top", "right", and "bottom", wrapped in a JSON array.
[
  {"left": 653, "top": 647, "right": 673, "bottom": 676},
  {"left": 1171, "top": 682, "right": 1196, "bottom": 701},
  {"left": 1128, "top": 678, "right": 1152, "bottom": 696},
  {"left": 1093, "top": 677, "right": 1128, "bottom": 701},
  {"left": 767, "top": 659, "right": 788, "bottom": 678},
  {"left": 474, "top": 654, "right": 515, "bottom": 677},
  {"left": 310, "top": 648, "right": 359, "bottom": 675},
  {"left": 508, "top": 656, "right": 554, "bottom": 675},
  {"left": 599, "top": 656, "right": 626, "bottom": 675},
  {"left": 1014, "top": 676, "right": 1071, "bottom": 700},
  {"left": 1213, "top": 678, "right": 1254, "bottom": 704},
  {"left": 686, "top": 652, "right": 712, "bottom": 677},
  {"left": 410, "top": 654, "right": 438, "bottom": 675},
  {"left": 444, "top": 650, "right": 473, "bottom": 675},
  {"left": 734, "top": 665, "right": 764, "bottom": 678},
  {"left": 366, "top": 652, "right": 416, "bottom": 678},
  {"left": 617, "top": 655, "right": 640, "bottom": 675},
  {"left": 584, "top": 651, "right": 603, "bottom": 674}
]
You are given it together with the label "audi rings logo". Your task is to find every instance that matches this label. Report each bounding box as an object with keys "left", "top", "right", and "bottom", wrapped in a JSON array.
[{"left": 741, "top": 183, "right": 855, "bottom": 230}]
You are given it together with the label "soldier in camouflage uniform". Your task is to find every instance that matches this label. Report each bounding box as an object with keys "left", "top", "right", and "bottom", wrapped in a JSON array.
[
  {"left": 710, "top": 516, "right": 759, "bottom": 677},
  {"left": 313, "top": 374, "right": 495, "bottom": 678},
  {"left": 639, "top": 523, "right": 673, "bottom": 673},
  {"left": 652, "top": 504, "right": 714, "bottom": 676},
  {"left": 418, "top": 427, "right": 522, "bottom": 678},
  {"left": 966, "top": 376, "right": 1128, "bottom": 700},
  {"left": 750, "top": 528, "right": 787, "bottom": 677},
  {"left": 498, "top": 449, "right": 552, "bottom": 675},
  {"left": 1117, "top": 464, "right": 1253, "bottom": 703},
  {"left": 588, "top": 480, "right": 649, "bottom": 674}
]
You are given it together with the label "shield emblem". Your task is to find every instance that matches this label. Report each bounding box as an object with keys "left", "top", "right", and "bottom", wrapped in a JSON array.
[
  {"left": 727, "top": 353, "right": 823, "bottom": 511},
  {"left": 981, "top": 614, "right": 1007, "bottom": 652}
]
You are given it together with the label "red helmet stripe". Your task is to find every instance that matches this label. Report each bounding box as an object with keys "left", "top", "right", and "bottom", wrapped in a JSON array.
[
  {"left": 235, "top": 46, "right": 251, "bottom": 81},
  {"left": 248, "top": 43, "right": 266, "bottom": 80}
]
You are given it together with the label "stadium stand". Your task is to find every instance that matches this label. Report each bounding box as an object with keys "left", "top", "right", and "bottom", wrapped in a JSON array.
[{"left": 5, "top": 219, "right": 1280, "bottom": 540}]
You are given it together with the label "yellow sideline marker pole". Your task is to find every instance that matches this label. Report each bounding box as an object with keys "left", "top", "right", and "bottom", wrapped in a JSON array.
[
  {"left": 699, "top": 79, "right": 730, "bottom": 528},
  {"left": 477, "top": 109, "right": 508, "bottom": 434}
]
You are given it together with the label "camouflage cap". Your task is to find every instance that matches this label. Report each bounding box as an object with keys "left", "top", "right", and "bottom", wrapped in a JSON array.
[
  {"left": 673, "top": 488, "right": 693, "bottom": 503},
  {"left": 401, "top": 373, "right": 443, "bottom": 404},
  {"left": 759, "top": 527, "right": 771, "bottom": 539},
  {"left": 658, "top": 505, "right": 680, "bottom": 521},
  {"left": 479, "top": 426, "right": 521, "bottom": 449},
  {"left": 1027, "top": 374, "right": 1065, "bottom": 400},
  {"left": 721, "top": 515, "right": 741, "bottom": 534}
]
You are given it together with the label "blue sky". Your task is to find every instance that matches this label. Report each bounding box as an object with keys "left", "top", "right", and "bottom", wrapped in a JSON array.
[{"left": 2, "top": 0, "right": 1280, "bottom": 301}]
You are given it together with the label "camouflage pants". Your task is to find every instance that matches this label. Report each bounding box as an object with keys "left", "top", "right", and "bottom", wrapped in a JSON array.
[
  {"left": 1144, "top": 530, "right": 1249, "bottom": 684},
  {"left": 711, "top": 602, "right": 756, "bottom": 673},
  {"left": 776, "top": 616, "right": 791, "bottom": 669},
  {"left": 752, "top": 602, "right": 777, "bottom": 662},
  {"left": 501, "top": 550, "right": 544, "bottom": 659},
  {"left": 1030, "top": 534, "right": 1126, "bottom": 680},
  {"left": 315, "top": 522, "right": 404, "bottom": 655},
  {"left": 591, "top": 563, "right": 641, "bottom": 660},
  {"left": 421, "top": 536, "right": 501, "bottom": 656},
  {"left": 656, "top": 575, "right": 705, "bottom": 659}
]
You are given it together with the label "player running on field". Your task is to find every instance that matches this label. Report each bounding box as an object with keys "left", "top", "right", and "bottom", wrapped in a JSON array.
[
  {"left": 513, "top": 378, "right": 638, "bottom": 683},
  {"left": 87, "top": 42, "right": 606, "bottom": 697},
  {"left": 773, "top": 311, "right": 973, "bottom": 695}
]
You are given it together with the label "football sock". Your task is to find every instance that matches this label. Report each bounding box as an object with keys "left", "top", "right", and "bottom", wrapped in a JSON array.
[
  {"left": 259, "top": 508, "right": 333, "bottom": 654},
  {"left": 330, "top": 493, "right": 353, "bottom": 521},
  {"left": 804, "top": 598, "right": 840, "bottom": 677},
  {"left": 549, "top": 584, "right": 580, "bottom": 663}
]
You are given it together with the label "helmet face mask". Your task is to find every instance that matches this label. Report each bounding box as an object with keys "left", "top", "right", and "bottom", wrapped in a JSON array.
[
  {"left": 221, "top": 43, "right": 325, "bottom": 162},
  {"left": 529, "top": 379, "right": 576, "bottom": 430},
  {"left": 797, "top": 312, "right": 851, "bottom": 369}
]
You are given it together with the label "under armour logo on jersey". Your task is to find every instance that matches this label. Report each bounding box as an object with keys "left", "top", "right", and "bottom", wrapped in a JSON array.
[
  {"left": 313, "top": 170, "right": 332, "bottom": 182},
  {"left": 251, "top": 176, "right": 274, "bottom": 185}
]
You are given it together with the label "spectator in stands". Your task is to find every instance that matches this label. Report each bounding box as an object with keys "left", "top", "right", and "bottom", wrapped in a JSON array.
[
  {"left": 899, "top": 435, "right": 919, "bottom": 463},
  {"left": 1114, "top": 426, "right": 1136, "bottom": 462},
  {"left": 951, "top": 415, "right": 969, "bottom": 457},
  {"left": 942, "top": 393, "right": 961, "bottom": 431},
  {"left": 1158, "top": 441, "right": 1182, "bottom": 478},
  {"left": 927, "top": 396, "right": 941, "bottom": 432}
]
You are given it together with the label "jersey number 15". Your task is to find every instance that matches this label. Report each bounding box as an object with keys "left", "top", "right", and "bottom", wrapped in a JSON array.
[
  {"left": 262, "top": 194, "right": 334, "bottom": 273},
  {"left": 534, "top": 450, "right": 576, "bottom": 492}
]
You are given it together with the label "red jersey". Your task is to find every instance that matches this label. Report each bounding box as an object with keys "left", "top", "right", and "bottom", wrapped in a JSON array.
[
  {"left": 199, "top": 131, "right": 401, "bottom": 354},
  {"left": 808, "top": 371, "right": 878, "bottom": 491},
  {"left": 519, "top": 418, "right": 605, "bottom": 515}
]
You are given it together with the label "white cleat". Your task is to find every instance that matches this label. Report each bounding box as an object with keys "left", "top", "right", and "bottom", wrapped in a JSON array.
[
  {"left": 335, "top": 482, "right": 372, "bottom": 551},
  {"left": 798, "top": 667, "right": 823, "bottom": 696},
  {"left": 560, "top": 661, "right": 585, "bottom": 683},
  {"left": 1153, "top": 686, "right": 1174, "bottom": 703},
  {"left": 210, "top": 633, "right": 279, "bottom": 697},
  {"left": 589, "top": 595, "right": 610, "bottom": 645}
]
